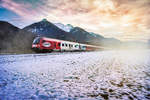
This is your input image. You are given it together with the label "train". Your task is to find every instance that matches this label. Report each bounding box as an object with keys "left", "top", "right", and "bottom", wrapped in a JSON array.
[{"left": 32, "top": 37, "right": 106, "bottom": 53}]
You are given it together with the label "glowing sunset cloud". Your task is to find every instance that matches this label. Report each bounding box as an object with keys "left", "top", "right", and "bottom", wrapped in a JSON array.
[{"left": 0, "top": 0, "right": 150, "bottom": 42}]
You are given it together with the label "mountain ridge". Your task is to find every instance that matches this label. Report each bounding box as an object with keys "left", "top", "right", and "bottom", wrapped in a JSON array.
[
  {"left": 23, "top": 19, "right": 121, "bottom": 47},
  {"left": 0, "top": 21, "right": 35, "bottom": 53},
  {"left": 23, "top": 19, "right": 74, "bottom": 41},
  {"left": 0, "top": 19, "right": 149, "bottom": 54}
]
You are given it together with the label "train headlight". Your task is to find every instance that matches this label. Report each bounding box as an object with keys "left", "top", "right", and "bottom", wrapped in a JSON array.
[{"left": 42, "top": 42, "right": 51, "bottom": 47}]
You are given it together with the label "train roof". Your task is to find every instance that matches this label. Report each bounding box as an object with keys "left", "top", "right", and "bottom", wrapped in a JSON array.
[
  {"left": 42, "top": 37, "right": 79, "bottom": 44},
  {"left": 40, "top": 37, "right": 109, "bottom": 49}
]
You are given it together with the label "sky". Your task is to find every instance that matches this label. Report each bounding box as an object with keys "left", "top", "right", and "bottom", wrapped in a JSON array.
[{"left": 0, "top": 0, "right": 150, "bottom": 42}]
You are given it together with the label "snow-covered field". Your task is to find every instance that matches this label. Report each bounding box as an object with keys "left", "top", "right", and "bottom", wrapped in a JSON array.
[{"left": 0, "top": 51, "right": 150, "bottom": 100}]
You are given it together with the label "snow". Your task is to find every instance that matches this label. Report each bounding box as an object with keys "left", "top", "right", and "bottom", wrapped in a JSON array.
[
  {"left": 0, "top": 50, "right": 150, "bottom": 100},
  {"left": 54, "top": 23, "right": 73, "bottom": 32}
]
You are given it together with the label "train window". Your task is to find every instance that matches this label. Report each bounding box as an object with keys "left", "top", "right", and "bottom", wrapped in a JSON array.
[
  {"left": 42, "top": 40, "right": 46, "bottom": 43},
  {"left": 62, "top": 43, "right": 64, "bottom": 46},
  {"left": 83, "top": 46, "right": 86, "bottom": 48},
  {"left": 65, "top": 44, "right": 68, "bottom": 47},
  {"left": 75, "top": 45, "right": 78, "bottom": 48},
  {"left": 33, "top": 37, "right": 41, "bottom": 44},
  {"left": 69, "top": 44, "right": 71, "bottom": 47}
]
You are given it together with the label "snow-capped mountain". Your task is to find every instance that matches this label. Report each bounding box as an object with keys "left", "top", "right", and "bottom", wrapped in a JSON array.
[
  {"left": 23, "top": 19, "right": 74, "bottom": 41},
  {"left": 54, "top": 23, "right": 74, "bottom": 32},
  {"left": 23, "top": 19, "right": 122, "bottom": 46}
]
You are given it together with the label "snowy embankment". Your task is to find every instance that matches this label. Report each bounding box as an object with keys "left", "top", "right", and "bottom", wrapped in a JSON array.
[{"left": 0, "top": 51, "right": 150, "bottom": 100}]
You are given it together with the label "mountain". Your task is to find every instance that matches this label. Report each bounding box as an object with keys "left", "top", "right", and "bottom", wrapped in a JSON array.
[
  {"left": 69, "top": 27, "right": 103, "bottom": 44},
  {"left": 70, "top": 27, "right": 121, "bottom": 47},
  {"left": 0, "top": 21, "right": 35, "bottom": 53},
  {"left": 53, "top": 23, "right": 121, "bottom": 46},
  {"left": 54, "top": 23, "right": 73, "bottom": 32},
  {"left": 23, "top": 19, "right": 74, "bottom": 41},
  {"left": 0, "top": 21, "right": 19, "bottom": 38},
  {"left": 24, "top": 19, "right": 121, "bottom": 47},
  {"left": 54, "top": 23, "right": 121, "bottom": 46}
]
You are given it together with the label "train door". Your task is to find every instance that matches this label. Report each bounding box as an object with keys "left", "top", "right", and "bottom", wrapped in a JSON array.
[
  {"left": 60, "top": 42, "right": 66, "bottom": 51},
  {"left": 55, "top": 42, "right": 61, "bottom": 51}
]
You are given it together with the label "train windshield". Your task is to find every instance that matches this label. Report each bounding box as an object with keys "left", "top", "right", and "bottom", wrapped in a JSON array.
[{"left": 33, "top": 37, "right": 41, "bottom": 44}]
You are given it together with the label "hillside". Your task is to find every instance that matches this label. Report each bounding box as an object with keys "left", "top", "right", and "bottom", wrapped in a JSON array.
[
  {"left": 0, "top": 21, "right": 35, "bottom": 54},
  {"left": 23, "top": 19, "right": 74, "bottom": 41},
  {"left": 24, "top": 19, "right": 121, "bottom": 47}
]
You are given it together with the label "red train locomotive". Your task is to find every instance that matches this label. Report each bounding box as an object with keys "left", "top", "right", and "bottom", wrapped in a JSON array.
[{"left": 32, "top": 37, "right": 103, "bottom": 53}]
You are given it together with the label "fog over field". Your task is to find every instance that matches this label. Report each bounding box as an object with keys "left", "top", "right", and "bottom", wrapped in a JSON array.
[{"left": 0, "top": 51, "right": 150, "bottom": 100}]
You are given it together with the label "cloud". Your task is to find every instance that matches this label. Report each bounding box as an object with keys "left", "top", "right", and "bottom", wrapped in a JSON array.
[
  {"left": 1, "top": 0, "right": 40, "bottom": 19},
  {"left": 1, "top": 0, "right": 150, "bottom": 41}
]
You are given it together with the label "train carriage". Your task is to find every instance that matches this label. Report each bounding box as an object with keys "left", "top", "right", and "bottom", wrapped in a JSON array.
[{"left": 32, "top": 37, "right": 103, "bottom": 53}]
